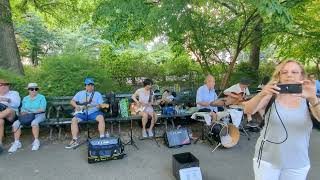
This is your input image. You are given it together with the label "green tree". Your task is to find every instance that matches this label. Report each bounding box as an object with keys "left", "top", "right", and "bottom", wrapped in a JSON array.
[{"left": 15, "top": 13, "right": 55, "bottom": 66}]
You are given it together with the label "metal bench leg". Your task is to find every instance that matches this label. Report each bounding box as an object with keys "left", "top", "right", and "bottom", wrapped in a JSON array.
[
  {"left": 58, "top": 126, "right": 62, "bottom": 140},
  {"left": 49, "top": 127, "right": 53, "bottom": 141}
]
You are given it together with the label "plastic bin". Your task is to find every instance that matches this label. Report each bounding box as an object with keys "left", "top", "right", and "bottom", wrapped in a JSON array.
[{"left": 172, "top": 152, "right": 200, "bottom": 180}]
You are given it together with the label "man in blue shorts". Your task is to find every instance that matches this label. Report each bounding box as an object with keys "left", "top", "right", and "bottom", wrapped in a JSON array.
[{"left": 65, "top": 78, "right": 107, "bottom": 149}]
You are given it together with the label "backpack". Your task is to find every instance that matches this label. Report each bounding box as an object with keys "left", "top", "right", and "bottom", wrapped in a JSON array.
[{"left": 263, "top": 96, "right": 320, "bottom": 129}]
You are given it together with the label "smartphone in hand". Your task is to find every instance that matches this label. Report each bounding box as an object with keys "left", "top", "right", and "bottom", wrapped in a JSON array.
[{"left": 277, "top": 84, "right": 302, "bottom": 94}]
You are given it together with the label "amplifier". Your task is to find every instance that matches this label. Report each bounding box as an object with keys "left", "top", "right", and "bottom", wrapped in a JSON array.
[
  {"left": 164, "top": 128, "right": 191, "bottom": 148},
  {"left": 88, "top": 137, "right": 125, "bottom": 164}
]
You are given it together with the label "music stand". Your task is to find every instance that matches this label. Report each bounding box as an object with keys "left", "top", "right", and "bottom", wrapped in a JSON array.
[{"left": 124, "top": 117, "right": 139, "bottom": 150}]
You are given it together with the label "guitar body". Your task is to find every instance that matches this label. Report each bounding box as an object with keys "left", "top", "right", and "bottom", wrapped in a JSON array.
[
  {"left": 225, "top": 92, "right": 245, "bottom": 105},
  {"left": 73, "top": 104, "right": 110, "bottom": 115},
  {"left": 73, "top": 105, "right": 85, "bottom": 115},
  {"left": 129, "top": 102, "right": 145, "bottom": 115}
]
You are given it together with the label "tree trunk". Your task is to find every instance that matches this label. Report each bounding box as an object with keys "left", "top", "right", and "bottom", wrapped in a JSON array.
[
  {"left": 249, "top": 17, "right": 263, "bottom": 79},
  {"left": 0, "top": 0, "right": 24, "bottom": 75},
  {"left": 219, "top": 50, "right": 241, "bottom": 90},
  {"left": 31, "top": 48, "right": 39, "bottom": 66},
  {"left": 316, "top": 59, "right": 320, "bottom": 79}
]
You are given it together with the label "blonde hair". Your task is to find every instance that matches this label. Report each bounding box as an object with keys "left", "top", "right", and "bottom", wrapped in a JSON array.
[{"left": 270, "top": 59, "right": 305, "bottom": 84}]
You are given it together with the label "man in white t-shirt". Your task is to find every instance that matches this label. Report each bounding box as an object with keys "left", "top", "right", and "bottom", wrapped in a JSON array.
[
  {"left": 224, "top": 78, "right": 258, "bottom": 128},
  {"left": 0, "top": 79, "right": 21, "bottom": 154}
]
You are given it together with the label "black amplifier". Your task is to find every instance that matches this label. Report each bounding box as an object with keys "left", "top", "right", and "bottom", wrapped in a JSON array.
[
  {"left": 164, "top": 128, "right": 191, "bottom": 148},
  {"left": 88, "top": 137, "right": 125, "bottom": 164}
]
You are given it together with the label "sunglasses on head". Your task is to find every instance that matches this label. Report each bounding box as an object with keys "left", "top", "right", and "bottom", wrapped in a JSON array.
[{"left": 28, "top": 88, "right": 39, "bottom": 91}]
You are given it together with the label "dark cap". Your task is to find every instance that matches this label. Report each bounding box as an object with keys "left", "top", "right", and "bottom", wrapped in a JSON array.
[{"left": 239, "top": 78, "right": 251, "bottom": 85}]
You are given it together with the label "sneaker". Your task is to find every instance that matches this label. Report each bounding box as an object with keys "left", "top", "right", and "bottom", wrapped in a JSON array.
[
  {"left": 105, "top": 132, "right": 110, "bottom": 138},
  {"left": 8, "top": 141, "right": 22, "bottom": 153},
  {"left": 31, "top": 139, "right": 40, "bottom": 151},
  {"left": 0, "top": 144, "right": 3, "bottom": 155},
  {"left": 142, "top": 130, "right": 148, "bottom": 138},
  {"left": 65, "top": 139, "right": 79, "bottom": 149},
  {"left": 148, "top": 129, "right": 154, "bottom": 137},
  {"left": 246, "top": 120, "right": 259, "bottom": 128}
]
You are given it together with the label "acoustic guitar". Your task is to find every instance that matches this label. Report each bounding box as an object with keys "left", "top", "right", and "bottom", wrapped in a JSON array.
[
  {"left": 73, "top": 103, "right": 109, "bottom": 115},
  {"left": 129, "top": 102, "right": 146, "bottom": 115},
  {"left": 224, "top": 92, "right": 255, "bottom": 106}
]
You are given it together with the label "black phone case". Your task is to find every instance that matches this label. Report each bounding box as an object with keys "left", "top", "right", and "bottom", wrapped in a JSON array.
[{"left": 277, "top": 84, "right": 302, "bottom": 94}]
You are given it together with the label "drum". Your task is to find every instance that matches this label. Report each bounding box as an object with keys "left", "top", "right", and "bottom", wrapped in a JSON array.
[{"left": 209, "top": 122, "right": 240, "bottom": 148}]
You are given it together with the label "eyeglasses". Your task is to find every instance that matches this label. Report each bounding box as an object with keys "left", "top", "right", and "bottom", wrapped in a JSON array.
[
  {"left": 0, "top": 83, "right": 9, "bottom": 86},
  {"left": 85, "top": 83, "right": 94, "bottom": 86},
  {"left": 28, "top": 88, "right": 39, "bottom": 91}
]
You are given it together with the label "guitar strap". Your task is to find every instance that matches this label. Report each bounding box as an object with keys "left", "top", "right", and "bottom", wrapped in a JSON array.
[
  {"left": 85, "top": 91, "right": 95, "bottom": 108},
  {"left": 148, "top": 90, "right": 153, "bottom": 103}
]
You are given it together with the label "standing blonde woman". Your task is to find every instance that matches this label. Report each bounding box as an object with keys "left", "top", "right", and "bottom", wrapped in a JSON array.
[{"left": 244, "top": 60, "right": 320, "bottom": 180}]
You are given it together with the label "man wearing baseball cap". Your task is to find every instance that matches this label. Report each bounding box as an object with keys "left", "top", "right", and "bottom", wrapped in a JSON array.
[
  {"left": 0, "top": 79, "right": 21, "bottom": 154},
  {"left": 65, "top": 77, "right": 107, "bottom": 149},
  {"left": 224, "top": 77, "right": 259, "bottom": 128}
]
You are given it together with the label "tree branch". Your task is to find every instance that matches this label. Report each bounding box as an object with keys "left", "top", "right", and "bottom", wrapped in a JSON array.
[{"left": 212, "top": 0, "right": 239, "bottom": 15}]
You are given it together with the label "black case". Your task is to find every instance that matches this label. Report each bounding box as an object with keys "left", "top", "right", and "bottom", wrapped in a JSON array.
[{"left": 88, "top": 137, "right": 125, "bottom": 164}]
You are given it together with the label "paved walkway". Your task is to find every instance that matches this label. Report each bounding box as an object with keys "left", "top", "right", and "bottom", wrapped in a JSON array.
[{"left": 0, "top": 127, "right": 319, "bottom": 180}]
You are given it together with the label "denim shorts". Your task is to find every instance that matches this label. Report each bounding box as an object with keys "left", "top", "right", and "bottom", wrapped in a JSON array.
[{"left": 75, "top": 111, "right": 104, "bottom": 122}]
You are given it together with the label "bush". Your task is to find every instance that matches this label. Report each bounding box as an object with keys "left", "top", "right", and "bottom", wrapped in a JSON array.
[{"left": 0, "top": 55, "right": 115, "bottom": 97}]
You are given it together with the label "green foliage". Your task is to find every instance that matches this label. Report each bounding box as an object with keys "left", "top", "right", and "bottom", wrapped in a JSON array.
[
  {"left": 1, "top": 55, "right": 115, "bottom": 97},
  {"left": 37, "top": 55, "right": 114, "bottom": 96},
  {"left": 0, "top": 69, "right": 27, "bottom": 96},
  {"left": 230, "top": 61, "right": 257, "bottom": 86},
  {"left": 93, "top": 0, "right": 153, "bottom": 45},
  {"left": 255, "top": 0, "right": 293, "bottom": 26},
  {"left": 274, "top": 0, "right": 320, "bottom": 64},
  {"left": 15, "top": 13, "right": 55, "bottom": 64},
  {"left": 53, "top": 23, "right": 109, "bottom": 58}
]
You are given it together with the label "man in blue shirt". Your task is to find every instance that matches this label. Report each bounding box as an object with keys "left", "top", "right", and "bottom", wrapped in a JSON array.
[
  {"left": 308, "top": 73, "right": 320, "bottom": 97},
  {"left": 196, "top": 75, "right": 225, "bottom": 123},
  {"left": 65, "top": 78, "right": 107, "bottom": 149}
]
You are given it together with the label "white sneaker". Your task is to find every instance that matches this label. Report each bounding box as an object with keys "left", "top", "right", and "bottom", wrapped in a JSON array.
[
  {"left": 148, "top": 129, "right": 154, "bottom": 137},
  {"left": 8, "top": 141, "right": 22, "bottom": 153},
  {"left": 142, "top": 130, "right": 148, "bottom": 138},
  {"left": 31, "top": 139, "right": 40, "bottom": 151},
  {"left": 105, "top": 132, "right": 110, "bottom": 138}
]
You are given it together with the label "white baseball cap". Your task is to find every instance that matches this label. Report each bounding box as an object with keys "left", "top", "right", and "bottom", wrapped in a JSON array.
[{"left": 27, "top": 83, "right": 39, "bottom": 89}]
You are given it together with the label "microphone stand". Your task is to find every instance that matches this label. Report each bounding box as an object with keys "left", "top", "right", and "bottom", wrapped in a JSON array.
[{"left": 73, "top": 92, "right": 92, "bottom": 149}]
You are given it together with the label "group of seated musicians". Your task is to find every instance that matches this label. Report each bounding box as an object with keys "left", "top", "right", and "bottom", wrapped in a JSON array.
[
  {"left": 196, "top": 75, "right": 259, "bottom": 127},
  {"left": 0, "top": 74, "right": 258, "bottom": 154}
]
